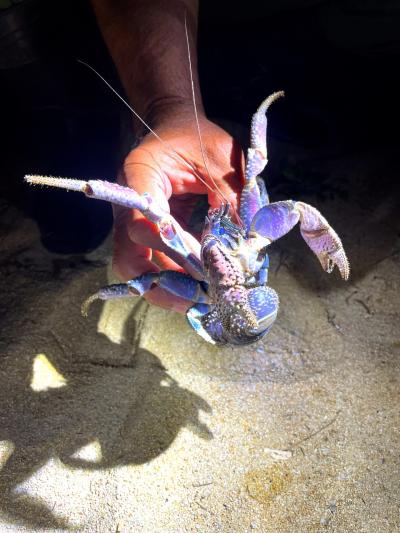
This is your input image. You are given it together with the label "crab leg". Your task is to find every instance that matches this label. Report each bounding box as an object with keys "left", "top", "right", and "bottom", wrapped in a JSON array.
[
  {"left": 240, "top": 92, "right": 284, "bottom": 230},
  {"left": 82, "top": 270, "right": 210, "bottom": 316},
  {"left": 25, "top": 175, "right": 204, "bottom": 279},
  {"left": 250, "top": 200, "right": 350, "bottom": 280}
]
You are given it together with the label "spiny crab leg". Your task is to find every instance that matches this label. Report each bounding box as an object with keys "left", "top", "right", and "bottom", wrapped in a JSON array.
[
  {"left": 25, "top": 175, "right": 204, "bottom": 279},
  {"left": 250, "top": 200, "right": 350, "bottom": 280},
  {"left": 240, "top": 91, "right": 284, "bottom": 230},
  {"left": 81, "top": 271, "right": 210, "bottom": 317},
  {"left": 25, "top": 175, "right": 162, "bottom": 221}
]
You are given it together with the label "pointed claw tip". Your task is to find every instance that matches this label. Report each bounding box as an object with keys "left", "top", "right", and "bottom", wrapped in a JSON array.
[
  {"left": 258, "top": 91, "right": 285, "bottom": 113},
  {"left": 330, "top": 257, "right": 350, "bottom": 281},
  {"left": 24, "top": 174, "right": 48, "bottom": 186},
  {"left": 266, "top": 91, "right": 285, "bottom": 105},
  {"left": 341, "top": 262, "right": 350, "bottom": 281},
  {"left": 275, "top": 90, "right": 285, "bottom": 99},
  {"left": 336, "top": 252, "right": 350, "bottom": 281},
  {"left": 24, "top": 175, "right": 88, "bottom": 192},
  {"left": 81, "top": 293, "right": 100, "bottom": 317}
]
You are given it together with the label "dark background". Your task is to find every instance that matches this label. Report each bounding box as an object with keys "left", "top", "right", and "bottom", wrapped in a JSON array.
[{"left": 1, "top": 0, "right": 399, "bottom": 252}]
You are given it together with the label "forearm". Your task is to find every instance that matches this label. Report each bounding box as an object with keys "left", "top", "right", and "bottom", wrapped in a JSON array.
[{"left": 91, "top": 0, "right": 202, "bottom": 132}]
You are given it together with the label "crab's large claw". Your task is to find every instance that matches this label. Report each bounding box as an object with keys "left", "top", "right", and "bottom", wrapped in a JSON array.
[
  {"left": 250, "top": 200, "right": 349, "bottom": 280},
  {"left": 186, "top": 286, "right": 279, "bottom": 346},
  {"left": 25, "top": 175, "right": 204, "bottom": 279}
]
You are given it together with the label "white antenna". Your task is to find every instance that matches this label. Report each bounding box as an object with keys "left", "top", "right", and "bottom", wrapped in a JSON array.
[{"left": 77, "top": 60, "right": 216, "bottom": 194}]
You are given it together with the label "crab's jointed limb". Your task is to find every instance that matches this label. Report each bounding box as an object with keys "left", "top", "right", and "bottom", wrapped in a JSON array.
[
  {"left": 250, "top": 200, "right": 350, "bottom": 280},
  {"left": 81, "top": 270, "right": 210, "bottom": 317},
  {"left": 240, "top": 91, "right": 284, "bottom": 230},
  {"left": 25, "top": 175, "right": 204, "bottom": 280},
  {"left": 25, "top": 89, "right": 350, "bottom": 346}
]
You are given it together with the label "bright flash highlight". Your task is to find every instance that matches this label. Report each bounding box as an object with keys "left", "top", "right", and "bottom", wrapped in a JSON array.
[
  {"left": 30, "top": 353, "right": 67, "bottom": 392},
  {"left": 71, "top": 440, "right": 103, "bottom": 463},
  {"left": 0, "top": 441, "right": 15, "bottom": 468}
]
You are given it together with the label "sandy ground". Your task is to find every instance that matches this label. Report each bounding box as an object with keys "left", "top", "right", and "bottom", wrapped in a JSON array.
[{"left": 0, "top": 146, "right": 399, "bottom": 532}]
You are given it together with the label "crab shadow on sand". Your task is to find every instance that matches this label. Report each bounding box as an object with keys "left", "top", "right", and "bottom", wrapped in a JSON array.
[
  {"left": 0, "top": 146, "right": 398, "bottom": 530},
  {"left": 0, "top": 269, "right": 213, "bottom": 531}
]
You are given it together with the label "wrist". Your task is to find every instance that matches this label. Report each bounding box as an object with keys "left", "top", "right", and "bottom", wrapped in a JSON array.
[
  {"left": 91, "top": 1, "right": 202, "bottom": 136},
  {"left": 135, "top": 95, "right": 206, "bottom": 136}
]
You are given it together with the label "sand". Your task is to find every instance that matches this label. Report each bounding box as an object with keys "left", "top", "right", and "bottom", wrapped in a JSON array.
[{"left": 0, "top": 146, "right": 398, "bottom": 532}]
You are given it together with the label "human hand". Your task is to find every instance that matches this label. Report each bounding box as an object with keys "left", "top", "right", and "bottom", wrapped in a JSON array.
[{"left": 112, "top": 107, "right": 244, "bottom": 313}]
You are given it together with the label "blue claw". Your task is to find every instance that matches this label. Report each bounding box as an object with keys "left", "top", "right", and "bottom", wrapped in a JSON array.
[
  {"left": 187, "top": 304, "right": 225, "bottom": 345},
  {"left": 247, "top": 286, "right": 279, "bottom": 334}
]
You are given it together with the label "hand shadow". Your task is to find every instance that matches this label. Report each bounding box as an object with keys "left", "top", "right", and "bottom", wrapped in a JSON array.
[{"left": 0, "top": 293, "right": 212, "bottom": 530}]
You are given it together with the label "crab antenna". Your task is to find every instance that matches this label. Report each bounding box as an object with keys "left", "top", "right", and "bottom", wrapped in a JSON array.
[
  {"left": 78, "top": 60, "right": 170, "bottom": 147},
  {"left": 184, "top": 15, "right": 244, "bottom": 226},
  {"left": 77, "top": 60, "right": 216, "bottom": 194},
  {"left": 184, "top": 15, "right": 227, "bottom": 204}
]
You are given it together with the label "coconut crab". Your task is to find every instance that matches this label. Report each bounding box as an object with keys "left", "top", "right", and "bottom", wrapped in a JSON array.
[{"left": 25, "top": 92, "right": 349, "bottom": 345}]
